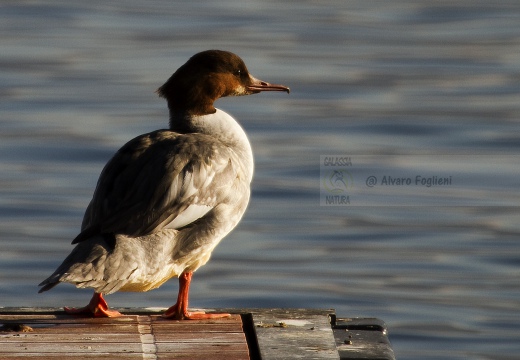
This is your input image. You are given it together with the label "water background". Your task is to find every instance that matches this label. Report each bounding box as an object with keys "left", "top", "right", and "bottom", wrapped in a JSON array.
[{"left": 1, "top": 1, "right": 520, "bottom": 359}]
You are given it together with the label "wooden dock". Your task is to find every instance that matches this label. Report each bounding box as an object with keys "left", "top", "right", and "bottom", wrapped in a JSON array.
[{"left": 0, "top": 308, "right": 395, "bottom": 359}]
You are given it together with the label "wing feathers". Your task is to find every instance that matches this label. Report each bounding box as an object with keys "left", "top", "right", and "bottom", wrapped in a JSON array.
[{"left": 76, "top": 130, "right": 240, "bottom": 240}]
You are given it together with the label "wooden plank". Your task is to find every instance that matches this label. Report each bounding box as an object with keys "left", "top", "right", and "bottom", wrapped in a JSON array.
[
  {"left": 153, "top": 331, "right": 246, "bottom": 343},
  {"left": 331, "top": 316, "right": 396, "bottom": 360},
  {"left": 151, "top": 315, "right": 249, "bottom": 359},
  {"left": 0, "top": 333, "right": 140, "bottom": 343},
  {"left": 157, "top": 342, "right": 249, "bottom": 351},
  {"left": 0, "top": 342, "right": 143, "bottom": 353},
  {"left": 0, "top": 355, "right": 145, "bottom": 359},
  {"left": 155, "top": 353, "right": 249, "bottom": 360},
  {"left": 0, "top": 314, "right": 139, "bottom": 325},
  {"left": 0, "top": 309, "right": 250, "bottom": 360},
  {"left": 250, "top": 308, "right": 340, "bottom": 360}
]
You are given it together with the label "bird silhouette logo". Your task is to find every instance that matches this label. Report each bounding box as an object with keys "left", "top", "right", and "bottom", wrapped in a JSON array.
[{"left": 323, "top": 170, "right": 353, "bottom": 194}]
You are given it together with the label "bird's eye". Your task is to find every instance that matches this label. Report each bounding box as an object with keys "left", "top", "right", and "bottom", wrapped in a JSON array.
[{"left": 235, "top": 69, "right": 241, "bottom": 77}]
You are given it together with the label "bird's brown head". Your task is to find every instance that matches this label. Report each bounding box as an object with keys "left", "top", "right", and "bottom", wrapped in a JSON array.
[{"left": 157, "top": 50, "right": 290, "bottom": 116}]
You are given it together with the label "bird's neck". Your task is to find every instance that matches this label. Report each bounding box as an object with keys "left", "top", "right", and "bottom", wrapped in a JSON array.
[{"left": 169, "top": 109, "right": 254, "bottom": 178}]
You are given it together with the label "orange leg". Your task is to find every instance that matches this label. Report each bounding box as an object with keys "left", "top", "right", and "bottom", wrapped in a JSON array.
[
  {"left": 64, "top": 292, "right": 122, "bottom": 318},
  {"left": 162, "top": 271, "right": 230, "bottom": 320}
]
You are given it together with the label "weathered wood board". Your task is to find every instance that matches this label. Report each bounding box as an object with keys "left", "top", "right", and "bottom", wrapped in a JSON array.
[{"left": 0, "top": 308, "right": 395, "bottom": 359}]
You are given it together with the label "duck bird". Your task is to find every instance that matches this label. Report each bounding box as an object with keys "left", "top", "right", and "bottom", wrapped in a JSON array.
[{"left": 38, "top": 50, "right": 290, "bottom": 319}]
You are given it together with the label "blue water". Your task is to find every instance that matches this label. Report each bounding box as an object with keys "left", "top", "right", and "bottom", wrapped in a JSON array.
[{"left": 1, "top": 1, "right": 520, "bottom": 359}]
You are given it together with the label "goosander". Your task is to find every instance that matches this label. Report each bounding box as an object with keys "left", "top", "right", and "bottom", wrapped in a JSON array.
[{"left": 38, "top": 50, "right": 290, "bottom": 319}]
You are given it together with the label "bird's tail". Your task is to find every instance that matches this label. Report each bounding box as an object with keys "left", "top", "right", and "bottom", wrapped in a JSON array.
[{"left": 38, "top": 234, "right": 116, "bottom": 294}]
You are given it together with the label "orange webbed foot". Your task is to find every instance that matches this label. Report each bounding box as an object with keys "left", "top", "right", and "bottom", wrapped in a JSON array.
[
  {"left": 64, "top": 293, "right": 122, "bottom": 318},
  {"left": 64, "top": 305, "right": 123, "bottom": 318},
  {"left": 162, "top": 304, "right": 230, "bottom": 320}
]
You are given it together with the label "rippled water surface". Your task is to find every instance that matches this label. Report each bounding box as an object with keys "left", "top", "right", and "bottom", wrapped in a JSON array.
[{"left": 1, "top": 1, "right": 520, "bottom": 359}]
